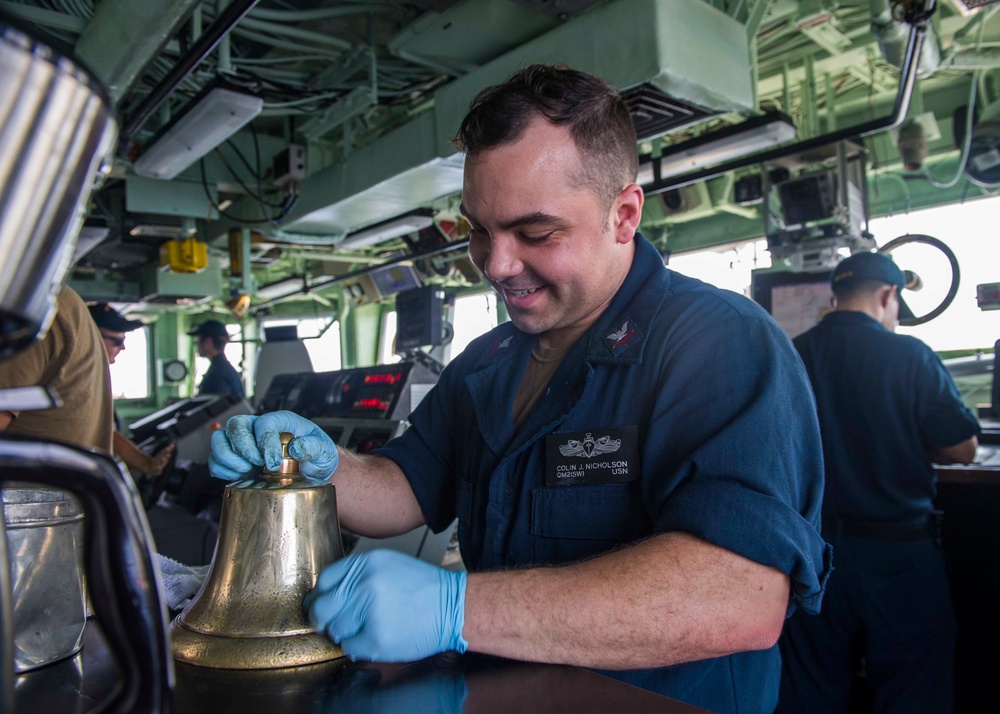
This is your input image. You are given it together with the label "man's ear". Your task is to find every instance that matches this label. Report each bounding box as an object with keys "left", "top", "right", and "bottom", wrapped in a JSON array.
[
  {"left": 613, "top": 184, "right": 644, "bottom": 244},
  {"left": 879, "top": 285, "right": 896, "bottom": 310}
]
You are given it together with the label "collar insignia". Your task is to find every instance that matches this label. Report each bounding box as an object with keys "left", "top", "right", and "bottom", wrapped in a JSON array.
[
  {"left": 605, "top": 321, "right": 635, "bottom": 355},
  {"left": 491, "top": 335, "right": 513, "bottom": 355}
]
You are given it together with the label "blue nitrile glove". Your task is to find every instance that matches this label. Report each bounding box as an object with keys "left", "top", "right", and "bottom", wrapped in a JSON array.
[
  {"left": 207, "top": 410, "right": 339, "bottom": 481},
  {"left": 304, "top": 549, "right": 468, "bottom": 663}
]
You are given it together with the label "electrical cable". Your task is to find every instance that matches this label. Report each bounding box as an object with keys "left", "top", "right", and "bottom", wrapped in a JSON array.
[
  {"left": 922, "top": 70, "right": 979, "bottom": 189},
  {"left": 199, "top": 159, "right": 297, "bottom": 226},
  {"left": 220, "top": 137, "right": 289, "bottom": 211},
  {"left": 213, "top": 149, "right": 284, "bottom": 210},
  {"left": 249, "top": 123, "right": 274, "bottom": 222}
]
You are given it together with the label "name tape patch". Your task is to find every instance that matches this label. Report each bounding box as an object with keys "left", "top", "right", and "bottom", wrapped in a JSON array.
[{"left": 545, "top": 425, "right": 639, "bottom": 485}]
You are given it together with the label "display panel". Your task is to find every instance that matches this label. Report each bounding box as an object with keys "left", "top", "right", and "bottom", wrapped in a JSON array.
[
  {"left": 258, "top": 363, "right": 439, "bottom": 420},
  {"left": 370, "top": 264, "right": 421, "bottom": 296},
  {"left": 751, "top": 269, "right": 832, "bottom": 339},
  {"left": 396, "top": 286, "right": 444, "bottom": 351}
]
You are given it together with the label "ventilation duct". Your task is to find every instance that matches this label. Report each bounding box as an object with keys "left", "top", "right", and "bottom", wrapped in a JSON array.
[{"left": 277, "top": 0, "right": 753, "bottom": 242}]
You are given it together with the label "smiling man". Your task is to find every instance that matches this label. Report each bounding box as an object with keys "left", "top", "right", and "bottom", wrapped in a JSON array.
[{"left": 209, "top": 65, "right": 831, "bottom": 714}]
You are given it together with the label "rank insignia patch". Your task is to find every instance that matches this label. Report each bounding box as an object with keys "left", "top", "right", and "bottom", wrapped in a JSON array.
[{"left": 604, "top": 320, "right": 641, "bottom": 356}]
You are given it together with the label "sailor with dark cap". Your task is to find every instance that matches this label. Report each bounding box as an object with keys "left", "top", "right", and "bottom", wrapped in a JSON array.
[
  {"left": 88, "top": 302, "right": 176, "bottom": 477},
  {"left": 0, "top": 287, "right": 114, "bottom": 452},
  {"left": 189, "top": 319, "right": 244, "bottom": 397},
  {"left": 778, "top": 251, "right": 981, "bottom": 713},
  {"left": 89, "top": 301, "right": 144, "bottom": 366}
]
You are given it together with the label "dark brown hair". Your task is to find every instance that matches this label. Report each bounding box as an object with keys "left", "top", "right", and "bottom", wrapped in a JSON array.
[{"left": 454, "top": 64, "right": 638, "bottom": 210}]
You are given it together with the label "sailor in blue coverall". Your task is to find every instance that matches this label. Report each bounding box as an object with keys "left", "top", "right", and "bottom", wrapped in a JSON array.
[
  {"left": 209, "top": 65, "right": 831, "bottom": 714},
  {"left": 778, "top": 251, "right": 980, "bottom": 714},
  {"left": 375, "top": 231, "right": 831, "bottom": 712},
  {"left": 188, "top": 319, "right": 245, "bottom": 398}
]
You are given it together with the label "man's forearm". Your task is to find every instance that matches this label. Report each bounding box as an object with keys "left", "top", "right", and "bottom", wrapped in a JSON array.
[
  {"left": 330, "top": 448, "right": 427, "bottom": 537},
  {"left": 463, "top": 531, "right": 789, "bottom": 670},
  {"left": 112, "top": 431, "right": 153, "bottom": 473},
  {"left": 931, "top": 435, "right": 979, "bottom": 465}
]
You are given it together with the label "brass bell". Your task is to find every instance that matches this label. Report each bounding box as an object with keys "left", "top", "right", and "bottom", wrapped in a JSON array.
[{"left": 170, "top": 432, "right": 346, "bottom": 668}]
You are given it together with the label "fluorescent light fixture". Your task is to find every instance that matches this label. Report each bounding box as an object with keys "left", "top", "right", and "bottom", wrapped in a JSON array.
[
  {"left": 129, "top": 223, "right": 190, "bottom": 238},
  {"left": 337, "top": 213, "right": 435, "bottom": 250},
  {"left": 132, "top": 85, "right": 263, "bottom": 180},
  {"left": 637, "top": 112, "right": 796, "bottom": 185}
]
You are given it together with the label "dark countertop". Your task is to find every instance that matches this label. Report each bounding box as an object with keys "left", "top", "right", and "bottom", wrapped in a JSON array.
[
  {"left": 933, "top": 456, "right": 1000, "bottom": 713},
  {"left": 12, "top": 621, "right": 709, "bottom": 714},
  {"left": 936, "top": 444, "right": 1000, "bottom": 483},
  {"left": 936, "top": 465, "right": 1000, "bottom": 483}
]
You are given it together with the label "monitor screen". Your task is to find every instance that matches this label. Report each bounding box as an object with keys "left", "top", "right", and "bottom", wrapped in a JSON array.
[
  {"left": 751, "top": 270, "right": 832, "bottom": 339},
  {"left": 370, "top": 264, "right": 422, "bottom": 297},
  {"left": 396, "top": 286, "right": 444, "bottom": 351}
]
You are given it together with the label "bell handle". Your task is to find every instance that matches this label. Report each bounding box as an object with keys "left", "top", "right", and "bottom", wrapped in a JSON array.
[{"left": 263, "top": 431, "right": 303, "bottom": 486}]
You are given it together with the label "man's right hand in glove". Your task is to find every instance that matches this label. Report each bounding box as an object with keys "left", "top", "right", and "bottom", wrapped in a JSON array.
[{"left": 208, "top": 410, "right": 340, "bottom": 481}]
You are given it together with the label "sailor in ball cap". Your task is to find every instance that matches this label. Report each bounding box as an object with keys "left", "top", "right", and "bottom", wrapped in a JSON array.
[
  {"left": 87, "top": 302, "right": 176, "bottom": 478},
  {"left": 88, "top": 302, "right": 144, "bottom": 365},
  {"left": 188, "top": 319, "right": 244, "bottom": 397},
  {"left": 828, "top": 251, "right": 916, "bottom": 324},
  {"left": 778, "top": 250, "right": 981, "bottom": 712}
]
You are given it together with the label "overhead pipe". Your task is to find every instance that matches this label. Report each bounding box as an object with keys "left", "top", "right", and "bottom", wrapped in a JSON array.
[
  {"left": 118, "top": 0, "right": 261, "bottom": 151},
  {"left": 250, "top": 239, "right": 471, "bottom": 312},
  {"left": 644, "top": 0, "right": 937, "bottom": 197}
]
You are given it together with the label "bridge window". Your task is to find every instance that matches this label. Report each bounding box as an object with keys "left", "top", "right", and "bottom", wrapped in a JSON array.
[
  {"left": 870, "top": 196, "right": 1000, "bottom": 354},
  {"left": 109, "top": 325, "right": 150, "bottom": 399},
  {"left": 257, "top": 317, "right": 342, "bottom": 373},
  {"left": 450, "top": 292, "right": 499, "bottom": 358},
  {"left": 666, "top": 239, "right": 772, "bottom": 297},
  {"left": 380, "top": 311, "right": 401, "bottom": 365},
  {"left": 298, "top": 318, "right": 342, "bottom": 372}
]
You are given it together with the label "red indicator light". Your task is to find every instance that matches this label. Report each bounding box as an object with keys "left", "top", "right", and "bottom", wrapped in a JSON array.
[
  {"left": 364, "top": 373, "right": 403, "bottom": 385},
  {"left": 355, "top": 398, "right": 389, "bottom": 410}
]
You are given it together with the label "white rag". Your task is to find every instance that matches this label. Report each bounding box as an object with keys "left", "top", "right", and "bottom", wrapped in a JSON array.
[{"left": 156, "top": 554, "right": 210, "bottom": 611}]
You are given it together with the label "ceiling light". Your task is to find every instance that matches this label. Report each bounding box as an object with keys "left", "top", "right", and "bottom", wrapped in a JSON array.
[
  {"left": 129, "top": 224, "right": 190, "bottom": 238},
  {"left": 637, "top": 112, "right": 796, "bottom": 185},
  {"left": 337, "top": 213, "right": 435, "bottom": 250},
  {"left": 132, "top": 84, "right": 263, "bottom": 181}
]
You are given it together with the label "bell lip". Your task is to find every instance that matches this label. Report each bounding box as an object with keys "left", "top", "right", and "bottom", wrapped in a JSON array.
[{"left": 169, "top": 617, "right": 345, "bottom": 670}]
